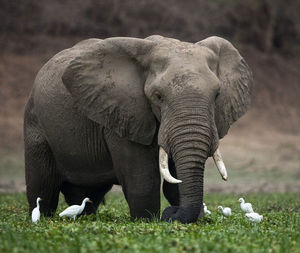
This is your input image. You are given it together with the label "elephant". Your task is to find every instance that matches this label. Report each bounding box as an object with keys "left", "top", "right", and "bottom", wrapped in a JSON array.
[{"left": 24, "top": 35, "right": 253, "bottom": 223}]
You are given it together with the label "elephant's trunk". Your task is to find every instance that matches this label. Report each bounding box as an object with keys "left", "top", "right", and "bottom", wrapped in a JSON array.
[
  {"left": 159, "top": 94, "right": 217, "bottom": 223},
  {"left": 170, "top": 122, "right": 209, "bottom": 213}
]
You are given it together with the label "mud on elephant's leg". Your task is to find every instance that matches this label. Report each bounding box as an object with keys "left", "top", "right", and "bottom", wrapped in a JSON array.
[
  {"left": 61, "top": 182, "right": 112, "bottom": 214},
  {"left": 106, "top": 133, "right": 161, "bottom": 220}
]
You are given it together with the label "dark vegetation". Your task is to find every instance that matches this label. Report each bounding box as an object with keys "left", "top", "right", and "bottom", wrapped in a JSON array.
[
  {"left": 1, "top": 0, "right": 300, "bottom": 150},
  {"left": 1, "top": 0, "right": 300, "bottom": 52}
]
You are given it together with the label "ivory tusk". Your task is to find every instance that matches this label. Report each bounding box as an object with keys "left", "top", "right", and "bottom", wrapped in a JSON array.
[
  {"left": 159, "top": 147, "right": 182, "bottom": 184},
  {"left": 213, "top": 148, "right": 228, "bottom": 181}
]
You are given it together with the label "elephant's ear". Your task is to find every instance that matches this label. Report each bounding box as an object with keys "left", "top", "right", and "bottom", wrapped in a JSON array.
[
  {"left": 196, "top": 37, "right": 253, "bottom": 139},
  {"left": 62, "top": 38, "right": 157, "bottom": 145}
]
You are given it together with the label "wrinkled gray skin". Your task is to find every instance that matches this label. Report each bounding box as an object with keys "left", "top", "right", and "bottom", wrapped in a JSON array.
[{"left": 24, "top": 35, "right": 252, "bottom": 223}]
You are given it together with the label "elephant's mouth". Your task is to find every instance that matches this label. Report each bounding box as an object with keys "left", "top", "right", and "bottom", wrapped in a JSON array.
[{"left": 159, "top": 146, "right": 228, "bottom": 183}]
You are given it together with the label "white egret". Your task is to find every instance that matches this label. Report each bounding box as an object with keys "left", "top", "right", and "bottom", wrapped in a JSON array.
[
  {"left": 203, "top": 203, "right": 211, "bottom": 215},
  {"left": 245, "top": 212, "right": 263, "bottom": 223},
  {"left": 217, "top": 206, "right": 232, "bottom": 217},
  {"left": 59, "top": 198, "right": 92, "bottom": 221},
  {"left": 32, "top": 197, "right": 42, "bottom": 224},
  {"left": 238, "top": 198, "right": 254, "bottom": 213}
]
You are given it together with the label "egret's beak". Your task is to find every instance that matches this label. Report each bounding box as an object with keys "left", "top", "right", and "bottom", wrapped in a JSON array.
[
  {"left": 88, "top": 200, "right": 93, "bottom": 203},
  {"left": 40, "top": 198, "right": 43, "bottom": 201}
]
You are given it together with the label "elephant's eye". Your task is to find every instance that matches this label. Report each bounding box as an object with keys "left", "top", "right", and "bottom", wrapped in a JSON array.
[
  {"left": 215, "top": 90, "right": 220, "bottom": 100},
  {"left": 153, "top": 92, "right": 163, "bottom": 103}
]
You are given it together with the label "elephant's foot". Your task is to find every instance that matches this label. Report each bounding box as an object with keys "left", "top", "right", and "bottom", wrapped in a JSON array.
[{"left": 161, "top": 205, "right": 201, "bottom": 224}]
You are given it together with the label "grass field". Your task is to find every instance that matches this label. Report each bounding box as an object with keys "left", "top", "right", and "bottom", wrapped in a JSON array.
[{"left": 0, "top": 192, "right": 299, "bottom": 253}]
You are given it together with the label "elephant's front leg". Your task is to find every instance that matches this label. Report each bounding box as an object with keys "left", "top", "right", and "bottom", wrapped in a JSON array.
[{"left": 106, "top": 132, "right": 161, "bottom": 220}]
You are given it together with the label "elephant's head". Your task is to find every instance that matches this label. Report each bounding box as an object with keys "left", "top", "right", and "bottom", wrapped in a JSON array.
[{"left": 62, "top": 35, "right": 253, "bottom": 223}]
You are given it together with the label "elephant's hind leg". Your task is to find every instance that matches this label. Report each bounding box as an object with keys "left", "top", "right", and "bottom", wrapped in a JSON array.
[
  {"left": 24, "top": 99, "right": 61, "bottom": 216},
  {"left": 25, "top": 135, "right": 61, "bottom": 216}
]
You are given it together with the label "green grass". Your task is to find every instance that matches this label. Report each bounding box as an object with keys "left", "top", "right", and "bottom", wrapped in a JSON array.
[{"left": 0, "top": 193, "right": 300, "bottom": 253}]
